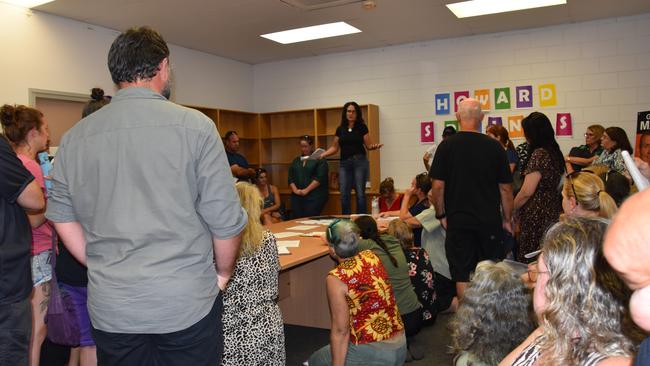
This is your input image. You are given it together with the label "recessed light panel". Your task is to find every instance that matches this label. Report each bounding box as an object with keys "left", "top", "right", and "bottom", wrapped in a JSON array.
[
  {"left": 1, "top": 0, "right": 56, "bottom": 8},
  {"left": 261, "top": 21, "right": 361, "bottom": 44},
  {"left": 446, "top": 0, "right": 567, "bottom": 18}
]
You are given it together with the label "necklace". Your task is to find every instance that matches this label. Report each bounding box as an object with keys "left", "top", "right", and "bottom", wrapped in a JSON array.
[{"left": 348, "top": 127, "right": 352, "bottom": 132}]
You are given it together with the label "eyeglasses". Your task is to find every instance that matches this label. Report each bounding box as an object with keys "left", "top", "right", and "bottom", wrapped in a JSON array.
[
  {"left": 584, "top": 133, "right": 594, "bottom": 137},
  {"left": 565, "top": 170, "right": 594, "bottom": 205}
]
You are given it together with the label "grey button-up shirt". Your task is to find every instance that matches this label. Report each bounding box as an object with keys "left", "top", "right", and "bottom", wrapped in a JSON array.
[{"left": 46, "top": 87, "right": 247, "bottom": 333}]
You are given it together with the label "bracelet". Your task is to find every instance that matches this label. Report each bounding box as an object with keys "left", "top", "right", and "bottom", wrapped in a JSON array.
[{"left": 435, "top": 212, "right": 446, "bottom": 220}]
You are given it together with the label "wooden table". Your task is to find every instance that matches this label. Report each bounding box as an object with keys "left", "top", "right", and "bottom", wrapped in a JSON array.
[{"left": 268, "top": 219, "right": 334, "bottom": 329}]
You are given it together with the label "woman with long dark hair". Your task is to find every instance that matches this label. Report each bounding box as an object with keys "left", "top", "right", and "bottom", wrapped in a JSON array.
[
  {"left": 593, "top": 126, "right": 633, "bottom": 176},
  {"left": 320, "top": 102, "right": 382, "bottom": 214},
  {"left": 513, "top": 112, "right": 564, "bottom": 263}
]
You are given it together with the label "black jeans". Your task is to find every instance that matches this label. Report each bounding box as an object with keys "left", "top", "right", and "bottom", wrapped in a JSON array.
[
  {"left": 92, "top": 294, "right": 223, "bottom": 366},
  {"left": 0, "top": 298, "right": 31, "bottom": 366}
]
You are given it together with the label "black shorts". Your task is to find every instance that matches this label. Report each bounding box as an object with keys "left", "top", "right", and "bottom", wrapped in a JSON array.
[{"left": 445, "top": 226, "right": 505, "bottom": 282}]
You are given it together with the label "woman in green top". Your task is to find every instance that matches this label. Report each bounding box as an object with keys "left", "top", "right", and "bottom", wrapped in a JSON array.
[
  {"left": 288, "top": 135, "right": 329, "bottom": 219},
  {"left": 354, "top": 216, "right": 424, "bottom": 360}
]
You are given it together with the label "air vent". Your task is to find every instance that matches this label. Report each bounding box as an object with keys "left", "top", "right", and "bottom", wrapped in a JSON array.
[{"left": 280, "top": 0, "right": 363, "bottom": 10}]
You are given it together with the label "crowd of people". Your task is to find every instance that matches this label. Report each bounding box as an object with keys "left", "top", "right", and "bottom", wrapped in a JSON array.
[{"left": 1, "top": 24, "right": 649, "bottom": 366}]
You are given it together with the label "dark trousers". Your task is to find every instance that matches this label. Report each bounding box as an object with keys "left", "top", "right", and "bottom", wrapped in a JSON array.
[
  {"left": 0, "top": 298, "right": 31, "bottom": 366},
  {"left": 339, "top": 156, "right": 369, "bottom": 214},
  {"left": 445, "top": 225, "right": 505, "bottom": 282},
  {"left": 290, "top": 195, "right": 327, "bottom": 219},
  {"left": 401, "top": 308, "right": 423, "bottom": 338},
  {"left": 92, "top": 294, "right": 223, "bottom": 366}
]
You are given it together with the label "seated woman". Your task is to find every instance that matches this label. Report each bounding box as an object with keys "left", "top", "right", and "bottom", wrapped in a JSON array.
[
  {"left": 221, "top": 182, "right": 285, "bottom": 366},
  {"left": 354, "top": 216, "right": 424, "bottom": 359},
  {"left": 593, "top": 127, "right": 633, "bottom": 177},
  {"left": 387, "top": 220, "right": 437, "bottom": 326},
  {"left": 563, "top": 170, "right": 618, "bottom": 219},
  {"left": 254, "top": 168, "right": 285, "bottom": 223},
  {"left": 500, "top": 217, "right": 637, "bottom": 366},
  {"left": 380, "top": 173, "right": 431, "bottom": 247},
  {"left": 565, "top": 124, "right": 605, "bottom": 173},
  {"left": 450, "top": 260, "right": 534, "bottom": 366},
  {"left": 378, "top": 177, "right": 403, "bottom": 214},
  {"left": 308, "top": 219, "right": 406, "bottom": 366}
]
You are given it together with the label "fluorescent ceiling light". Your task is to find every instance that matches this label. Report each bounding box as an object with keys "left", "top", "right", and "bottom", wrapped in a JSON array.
[
  {"left": 261, "top": 21, "right": 361, "bottom": 44},
  {"left": 1, "top": 0, "right": 55, "bottom": 7},
  {"left": 446, "top": 0, "right": 566, "bottom": 18}
]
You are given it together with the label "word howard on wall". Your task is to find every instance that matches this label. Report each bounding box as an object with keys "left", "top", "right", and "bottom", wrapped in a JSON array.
[{"left": 434, "top": 83, "right": 557, "bottom": 115}]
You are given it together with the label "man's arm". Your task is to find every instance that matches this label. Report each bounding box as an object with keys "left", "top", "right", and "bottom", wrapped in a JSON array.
[
  {"left": 499, "top": 183, "right": 514, "bottom": 235},
  {"left": 213, "top": 234, "right": 242, "bottom": 291},
  {"left": 54, "top": 221, "right": 87, "bottom": 266},
  {"left": 230, "top": 164, "right": 255, "bottom": 179},
  {"left": 431, "top": 179, "right": 446, "bottom": 229}
]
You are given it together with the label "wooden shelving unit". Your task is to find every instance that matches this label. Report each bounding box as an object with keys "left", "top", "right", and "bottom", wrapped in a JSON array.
[{"left": 184, "top": 104, "right": 380, "bottom": 215}]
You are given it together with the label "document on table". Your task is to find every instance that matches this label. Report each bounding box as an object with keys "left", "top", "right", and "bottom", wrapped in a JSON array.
[
  {"left": 273, "top": 232, "right": 302, "bottom": 238},
  {"left": 300, "top": 232, "right": 326, "bottom": 237},
  {"left": 297, "top": 219, "right": 335, "bottom": 226},
  {"left": 286, "top": 225, "right": 320, "bottom": 231},
  {"left": 277, "top": 246, "right": 291, "bottom": 255},
  {"left": 277, "top": 240, "right": 300, "bottom": 248}
]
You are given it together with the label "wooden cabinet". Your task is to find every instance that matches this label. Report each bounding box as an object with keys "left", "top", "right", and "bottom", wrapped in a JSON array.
[{"left": 184, "top": 104, "right": 380, "bottom": 215}]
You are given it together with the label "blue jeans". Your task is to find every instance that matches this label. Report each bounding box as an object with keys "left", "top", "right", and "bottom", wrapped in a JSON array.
[
  {"left": 308, "top": 337, "right": 407, "bottom": 366},
  {"left": 339, "top": 156, "right": 369, "bottom": 214}
]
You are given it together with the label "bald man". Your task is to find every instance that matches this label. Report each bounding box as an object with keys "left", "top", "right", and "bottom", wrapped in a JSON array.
[
  {"left": 604, "top": 190, "right": 650, "bottom": 365},
  {"left": 429, "top": 98, "right": 513, "bottom": 298}
]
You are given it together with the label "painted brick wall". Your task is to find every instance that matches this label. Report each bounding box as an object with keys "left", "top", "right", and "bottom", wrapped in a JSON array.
[{"left": 254, "top": 14, "right": 650, "bottom": 189}]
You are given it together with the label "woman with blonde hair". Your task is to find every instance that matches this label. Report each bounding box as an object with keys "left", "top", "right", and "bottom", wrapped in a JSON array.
[
  {"left": 563, "top": 170, "right": 618, "bottom": 219},
  {"left": 451, "top": 261, "right": 534, "bottom": 366},
  {"left": 387, "top": 220, "right": 437, "bottom": 326},
  {"left": 501, "top": 217, "right": 637, "bottom": 366},
  {"left": 221, "top": 182, "right": 285, "bottom": 366}
]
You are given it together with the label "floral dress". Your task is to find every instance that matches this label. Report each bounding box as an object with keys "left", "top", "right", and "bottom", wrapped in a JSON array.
[
  {"left": 403, "top": 247, "right": 437, "bottom": 325},
  {"left": 330, "top": 249, "right": 404, "bottom": 344},
  {"left": 517, "top": 148, "right": 563, "bottom": 263}
]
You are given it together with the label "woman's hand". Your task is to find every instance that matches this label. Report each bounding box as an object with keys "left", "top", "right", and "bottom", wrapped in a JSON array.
[{"left": 368, "top": 143, "right": 383, "bottom": 150}]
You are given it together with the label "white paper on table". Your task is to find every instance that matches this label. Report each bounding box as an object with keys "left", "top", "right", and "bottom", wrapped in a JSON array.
[
  {"left": 273, "top": 232, "right": 302, "bottom": 238},
  {"left": 286, "top": 225, "right": 320, "bottom": 231},
  {"left": 277, "top": 246, "right": 291, "bottom": 255},
  {"left": 297, "top": 220, "right": 319, "bottom": 225},
  {"left": 376, "top": 216, "right": 399, "bottom": 222},
  {"left": 300, "top": 231, "right": 326, "bottom": 237},
  {"left": 277, "top": 240, "right": 300, "bottom": 248}
]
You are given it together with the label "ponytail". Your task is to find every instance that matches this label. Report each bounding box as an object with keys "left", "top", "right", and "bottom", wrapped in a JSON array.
[
  {"left": 597, "top": 190, "right": 618, "bottom": 219},
  {"left": 355, "top": 216, "right": 398, "bottom": 267}
]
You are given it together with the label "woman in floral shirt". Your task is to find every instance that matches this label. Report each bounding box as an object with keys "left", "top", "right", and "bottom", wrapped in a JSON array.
[{"left": 388, "top": 220, "right": 437, "bottom": 326}]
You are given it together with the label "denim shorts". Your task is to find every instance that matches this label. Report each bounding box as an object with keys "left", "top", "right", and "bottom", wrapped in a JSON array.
[{"left": 31, "top": 250, "right": 53, "bottom": 287}]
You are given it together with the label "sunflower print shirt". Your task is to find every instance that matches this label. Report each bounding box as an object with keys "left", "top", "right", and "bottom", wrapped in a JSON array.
[{"left": 329, "top": 249, "right": 404, "bottom": 345}]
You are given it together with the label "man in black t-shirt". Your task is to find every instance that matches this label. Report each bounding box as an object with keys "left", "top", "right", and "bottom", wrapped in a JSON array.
[
  {"left": 429, "top": 99, "right": 513, "bottom": 299},
  {"left": 0, "top": 134, "right": 45, "bottom": 365}
]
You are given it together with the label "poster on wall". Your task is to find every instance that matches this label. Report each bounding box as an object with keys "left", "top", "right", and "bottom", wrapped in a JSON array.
[
  {"left": 421, "top": 121, "right": 435, "bottom": 143},
  {"left": 445, "top": 120, "right": 459, "bottom": 132},
  {"left": 636, "top": 111, "right": 650, "bottom": 164},
  {"left": 556, "top": 113, "right": 573, "bottom": 137},
  {"left": 487, "top": 116, "right": 503, "bottom": 126}
]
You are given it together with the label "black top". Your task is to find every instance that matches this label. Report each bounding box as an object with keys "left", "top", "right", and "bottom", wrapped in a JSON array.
[
  {"left": 429, "top": 132, "right": 512, "bottom": 229},
  {"left": 336, "top": 122, "right": 369, "bottom": 161},
  {"left": 0, "top": 135, "right": 34, "bottom": 304},
  {"left": 409, "top": 199, "right": 429, "bottom": 246},
  {"left": 56, "top": 243, "right": 88, "bottom": 287}
]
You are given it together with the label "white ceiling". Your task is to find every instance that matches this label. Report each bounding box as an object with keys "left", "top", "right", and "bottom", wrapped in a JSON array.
[{"left": 35, "top": 0, "right": 650, "bottom": 64}]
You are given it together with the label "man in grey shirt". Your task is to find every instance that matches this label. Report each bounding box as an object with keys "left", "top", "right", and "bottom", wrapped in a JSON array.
[{"left": 45, "top": 27, "right": 246, "bottom": 365}]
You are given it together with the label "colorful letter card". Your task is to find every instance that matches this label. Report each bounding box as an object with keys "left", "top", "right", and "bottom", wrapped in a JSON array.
[
  {"left": 454, "top": 91, "right": 470, "bottom": 112},
  {"left": 435, "top": 93, "right": 450, "bottom": 115},
  {"left": 474, "top": 89, "right": 491, "bottom": 110},
  {"left": 421, "top": 121, "right": 435, "bottom": 143},
  {"left": 516, "top": 85, "right": 533, "bottom": 108},
  {"left": 539, "top": 84, "right": 557, "bottom": 107},
  {"left": 495, "top": 88, "right": 511, "bottom": 110},
  {"left": 508, "top": 115, "right": 525, "bottom": 138},
  {"left": 488, "top": 116, "right": 503, "bottom": 126},
  {"left": 556, "top": 113, "right": 573, "bottom": 137}
]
